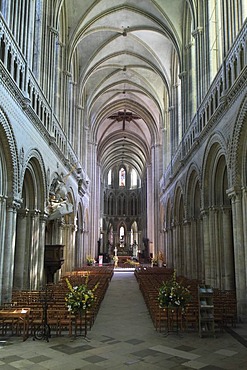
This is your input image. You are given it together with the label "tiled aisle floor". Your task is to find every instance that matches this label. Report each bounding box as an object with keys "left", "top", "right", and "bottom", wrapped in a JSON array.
[{"left": 0, "top": 271, "right": 247, "bottom": 369}]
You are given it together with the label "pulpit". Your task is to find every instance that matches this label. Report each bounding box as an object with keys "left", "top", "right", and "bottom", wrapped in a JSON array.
[{"left": 44, "top": 244, "right": 64, "bottom": 283}]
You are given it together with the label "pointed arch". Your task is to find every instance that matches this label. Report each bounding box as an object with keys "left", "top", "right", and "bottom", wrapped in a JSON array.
[
  {"left": 14, "top": 153, "right": 47, "bottom": 291},
  {"left": 186, "top": 164, "right": 203, "bottom": 280},
  {"left": 202, "top": 135, "right": 234, "bottom": 289},
  {"left": 173, "top": 183, "right": 185, "bottom": 274}
]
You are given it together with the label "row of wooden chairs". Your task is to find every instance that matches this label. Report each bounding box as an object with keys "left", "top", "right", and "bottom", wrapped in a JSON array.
[
  {"left": 0, "top": 267, "right": 113, "bottom": 340},
  {"left": 213, "top": 289, "right": 237, "bottom": 329},
  {"left": 134, "top": 268, "right": 237, "bottom": 334}
]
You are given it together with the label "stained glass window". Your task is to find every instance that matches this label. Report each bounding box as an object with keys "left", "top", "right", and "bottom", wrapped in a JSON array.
[{"left": 119, "top": 167, "right": 125, "bottom": 186}]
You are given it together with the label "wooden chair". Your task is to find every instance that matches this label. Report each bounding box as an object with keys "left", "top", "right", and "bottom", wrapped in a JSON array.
[
  {"left": 47, "top": 308, "right": 60, "bottom": 336},
  {"left": 57, "top": 309, "right": 72, "bottom": 336},
  {"left": 184, "top": 303, "right": 198, "bottom": 332},
  {"left": 29, "top": 308, "right": 43, "bottom": 336}
]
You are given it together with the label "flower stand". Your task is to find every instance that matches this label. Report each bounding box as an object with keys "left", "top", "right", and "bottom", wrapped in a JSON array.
[
  {"left": 73, "top": 309, "right": 88, "bottom": 338},
  {"left": 164, "top": 307, "right": 183, "bottom": 337}
]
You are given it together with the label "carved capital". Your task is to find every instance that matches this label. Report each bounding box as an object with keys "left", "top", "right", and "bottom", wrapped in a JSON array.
[
  {"left": 48, "top": 26, "right": 59, "bottom": 36},
  {"left": 192, "top": 27, "right": 203, "bottom": 38},
  {"left": 7, "top": 197, "right": 22, "bottom": 210}
]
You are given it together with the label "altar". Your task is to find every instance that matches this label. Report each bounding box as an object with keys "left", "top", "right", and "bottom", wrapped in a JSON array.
[
  {"left": 117, "top": 256, "right": 132, "bottom": 264},
  {"left": 116, "top": 243, "right": 133, "bottom": 257},
  {"left": 112, "top": 244, "right": 135, "bottom": 267}
]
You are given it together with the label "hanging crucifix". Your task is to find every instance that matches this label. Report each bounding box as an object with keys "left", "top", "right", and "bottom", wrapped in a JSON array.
[{"left": 108, "top": 109, "right": 140, "bottom": 130}]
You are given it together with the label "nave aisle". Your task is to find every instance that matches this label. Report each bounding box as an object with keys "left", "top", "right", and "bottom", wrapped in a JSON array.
[{"left": 0, "top": 271, "right": 246, "bottom": 369}]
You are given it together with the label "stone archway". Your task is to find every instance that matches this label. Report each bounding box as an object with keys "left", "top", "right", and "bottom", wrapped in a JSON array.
[
  {"left": 0, "top": 109, "right": 20, "bottom": 303},
  {"left": 14, "top": 154, "right": 46, "bottom": 291},
  {"left": 202, "top": 139, "right": 234, "bottom": 289}
]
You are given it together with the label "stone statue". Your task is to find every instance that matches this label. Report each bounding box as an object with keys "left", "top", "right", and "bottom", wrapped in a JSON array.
[
  {"left": 47, "top": 172, "right": 73, "bottom": 220},
  {"left": 50, "top": 172, "right": 67, "bottom": 201}
]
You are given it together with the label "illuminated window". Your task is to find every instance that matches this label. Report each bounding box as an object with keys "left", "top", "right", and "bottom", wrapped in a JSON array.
[
  {"left": 108, "top": 169, "right": 112, "bottom": 185},
  {"left": 119, "top": 167, "right": 125, "bottom": 186},
  {"left": 131, "top": 169, "right": 137, "bottom": 187},
  {"left": 119, "top": 226, "right": 125, "bottom": 244},
  {"left": 109, "top": 225, "right": 113, "bottom": 245}
]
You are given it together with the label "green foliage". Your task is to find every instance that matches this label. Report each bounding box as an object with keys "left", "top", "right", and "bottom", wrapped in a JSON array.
[
  {"left": 86, "top": 256, "right": 95, "bottom": 265},
  {"left": 65, "top": 277, "right": 98, "bottom": 313},
  {"left": 158, "top": 270, "right": 191, "bottom": 309}
]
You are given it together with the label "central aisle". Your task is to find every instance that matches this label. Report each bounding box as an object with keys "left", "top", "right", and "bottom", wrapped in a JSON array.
[{"left": 91, "top": 271, "right": 155, "bottom": 340}]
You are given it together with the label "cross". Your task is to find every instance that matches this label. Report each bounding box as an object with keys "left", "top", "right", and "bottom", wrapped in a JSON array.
[{"left": 108, "top": 109, "right": 140, "bottom": 130}]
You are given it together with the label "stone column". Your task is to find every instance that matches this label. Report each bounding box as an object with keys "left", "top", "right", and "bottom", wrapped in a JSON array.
[
  {"left": 47, "top": 26, "right": 59, "bottom": 105},
  {"left": 84, "top": 229, "right": 89, "bottom": 263},
  {"left": 74, "top": 221, "right": 83, "bottom": 269},
  {"left": 242, "top": 2, "right": 247, "bottom": 24},
  {"left": 51, "top": 218, "right": 64, "bottom": 245},
  {"left": 221, "top": 206, "right": 235, "bottom": 290},
  {"left": 0, "top": 196, "right": 7, "bottom": 304},
  {"left": 4, "top": 42, "right": 9, "bottom": 66},
  {"left": 37, "top": 212, "right": 48, "bottom": 288},
  {"left": 209, "top": 207, "right": 218, "bottom": 286},
  {"left": 14, "top": 208, "right": 29, "bottom": 290},
  {"left": 76, "top": 105, "right": 84, "bottom": 159},
  {"left": 166, "top": 227, "right": 173, "bottom": 268},
  {"left": 213, "top": 207, "right": 220, "bottom": 287},
  {"left": 201, "top": 209, "right": 209, "bottom": 284},
  {"left": 2, "top": 199, "right": 20, "bottom": 303},
  {"left": 236, "top": 53, "right": 242, "bottom": 77},
  {"left": 228, "top": 189, "right": 247, "bottom": 318},
  {"left": 73, "top": 223, "right": 78, "bottom": 268},
  {"left": 150, "top": 144, "right": 162, "bottom": 255},
  {"left": 63, "top": 70, "right": 72, "bottom": 146},
  {"left": 168, "top": 106, "right": 175, "bottom": 156},
  {"left": 29, "top": 210, "right": 41, "bottom": 290},
  {"left": 229, "top": 61, "right": 235, "bottom": 88},
  {"left": 192, "top": 27, "right": 204, "bottom": 105},
  {"left": 179, "top": 71, "right": 187, "bottom": 135},
  {"left": 62, "top": 223, "right": 76, "bottom": 274},
  {"left": 172, "top": 221, "right": 178, "bottom": 271},
  {"left": 183, "top": 219, "right": 192, "bottom": 278},
  {"left": 81, "top": 223, "right": 86, "bottom": 265},
  {"left": 127, "top": 231, "right": 131, "bottom": 254},
  {"left": 146, "top": 164, "right": 153, "bottom": 246},
  {"left": 177, "top": 221, "right": 183, "bottom": 275},
  {"left": 88, "top": 141, "right": 99, "bottom": 259},
  {"left": 193, "top": 217, "right": 201, "bottom": 280}
]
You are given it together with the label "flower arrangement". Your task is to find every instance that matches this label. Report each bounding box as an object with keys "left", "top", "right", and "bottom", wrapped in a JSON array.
[
  {"left": 65, "top": 275, "right": 98, "bottom": 314},
  {"left": 124, "top": 258, "right": 139, "bottom": 266},
  {"left": 113, "top": 255, "right": 118, "bottom": 267},
  {"left": 150, "top": 257, "right": 157, "bottom": 266},
  {"left": 86, "top": 255, "right": 95, "bottom": 266},
  {"left": 157, "top": 250, "right": 164, "bottom": 261},
  {"left": 158, "top": 270, "right": 191, "bottom": 310}
]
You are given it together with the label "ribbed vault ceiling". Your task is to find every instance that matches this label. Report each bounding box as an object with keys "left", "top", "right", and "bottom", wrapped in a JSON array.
[{"left": 63, "top": 0, "right": 187, "bottom": 178}]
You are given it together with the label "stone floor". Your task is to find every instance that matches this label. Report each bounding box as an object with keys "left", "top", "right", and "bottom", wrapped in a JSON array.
[{"left": 0, "top": 270, "right": 246, "bottom": 369}]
